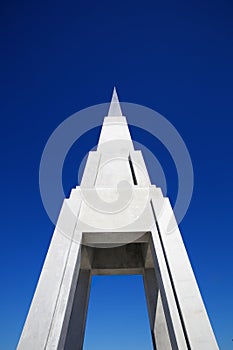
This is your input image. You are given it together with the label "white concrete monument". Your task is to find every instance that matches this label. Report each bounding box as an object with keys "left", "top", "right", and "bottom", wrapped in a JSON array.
[{"left": 17, "top": 88, "right": 219, "bottom": 349}]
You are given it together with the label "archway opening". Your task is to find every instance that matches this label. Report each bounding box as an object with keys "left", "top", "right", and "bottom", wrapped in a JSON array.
[{"left": 83, "top": 274, "right": 154, "bottom": 350}]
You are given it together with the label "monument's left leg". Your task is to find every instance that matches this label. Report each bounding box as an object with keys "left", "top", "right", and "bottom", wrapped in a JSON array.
[
  {"left": 62, "top": 268, "right": 91, "bottom": 350},
  {"left": 17, "top": 191, "right": 84, "bottom": 350}
]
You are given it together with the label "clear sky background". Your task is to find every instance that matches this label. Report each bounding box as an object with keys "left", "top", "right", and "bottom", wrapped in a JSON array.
[{"left": 0, "top": 0, "right": 232, "bottom": 349}]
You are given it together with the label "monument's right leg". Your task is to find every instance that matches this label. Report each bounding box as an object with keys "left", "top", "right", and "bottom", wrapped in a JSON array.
[
  {"left": 149, "top": 188, "right": 219, "bottom": 349},
  {"left": 144, "top": 232, "right": 188, "bottom": 350},
  {"left": 143, "top": 268, "right": 172, "bottom": 350}
]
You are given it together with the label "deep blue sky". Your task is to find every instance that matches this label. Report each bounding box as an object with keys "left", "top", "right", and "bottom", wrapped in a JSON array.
[{"left": 1, "top": 0, "right": 233, "bottom": 349}]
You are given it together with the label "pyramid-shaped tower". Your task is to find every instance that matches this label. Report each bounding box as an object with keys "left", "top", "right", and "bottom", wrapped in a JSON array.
[{"left": 17, "top": 89, "right": 219, "bottom": 349}]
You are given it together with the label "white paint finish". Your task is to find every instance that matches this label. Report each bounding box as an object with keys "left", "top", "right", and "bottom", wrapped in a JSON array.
[
  {"left": 17, "top": 88, "right": 219, "bottom": 349},
  {"left": 95, "top": 156, "right": 132, "bottom": 187},
  {"left": 81, "top": 151, "right": 101, "bottom": 187},
  {"left": 17, "top": 229, "right": 73, "bottom": 349},
  {"left": 46, "top": 238, "right": 82, "bottom": 349},
  {"left": 107, "top": 87, "right": 123, "bottom": 116},
  {"left": 78, "top": 187, "right": 151, "bottom": 231},
  {"left": 17, "top": 194, "right": 82, "bottom": 350},
  {"left": 150, "top": 226, "right": 188, "bottom": 349},
  {"left": 151, "top": 195, "right": 219, "bottom": 349},
  {"left": 130, "top": 150, "right": 151, "bottom": 186},
  {"left": 97, "top": 121, "right": 133, "bottom": 147}
]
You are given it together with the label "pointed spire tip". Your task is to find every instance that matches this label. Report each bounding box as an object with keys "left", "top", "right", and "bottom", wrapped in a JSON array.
[{"left": 108, "top": 87, "right": 123, "bottom": 117}]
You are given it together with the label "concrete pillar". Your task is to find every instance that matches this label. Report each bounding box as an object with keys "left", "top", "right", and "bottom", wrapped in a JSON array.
[
  {"left": 63, "top": 269, "right": 92, "bottom": 350},
  {"left": 143, "top": 268, "right": 172, "bottom": 350},
  {"left": 149, "top": 231, "right": 187, "bottom": 349}
]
